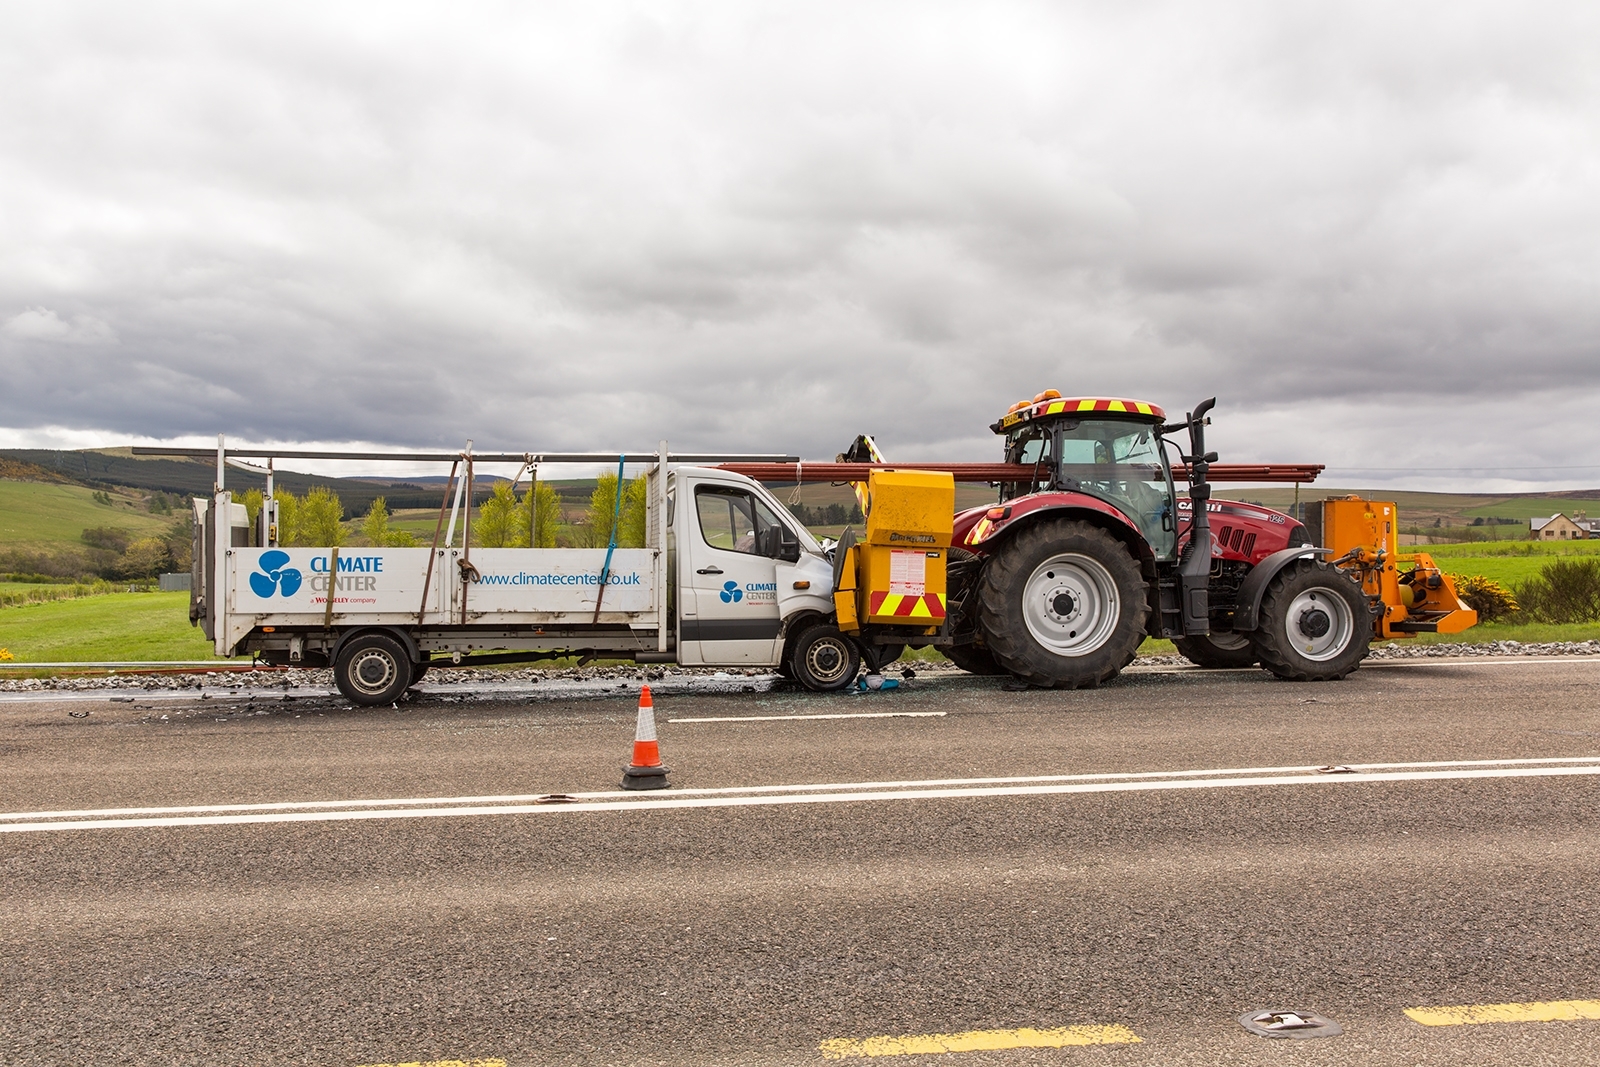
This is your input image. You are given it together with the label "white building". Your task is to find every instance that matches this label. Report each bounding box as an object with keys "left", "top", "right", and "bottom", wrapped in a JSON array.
[{"left": 1530, "top": 513, "right": 1599, "bottom": 540}]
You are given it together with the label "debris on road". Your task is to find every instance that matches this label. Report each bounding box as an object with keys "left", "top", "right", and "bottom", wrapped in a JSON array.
[{"left": 1238, "top": 1009, "right": 1343, "bottom": 1039}]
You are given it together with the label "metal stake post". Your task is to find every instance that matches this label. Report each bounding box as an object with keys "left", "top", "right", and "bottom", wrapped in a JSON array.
[
  {"left": 528, "top": 460, "right": 539, "bottom": 548},
  {"left": 657, "top": 439, "right": 669, "bottom": 654}
]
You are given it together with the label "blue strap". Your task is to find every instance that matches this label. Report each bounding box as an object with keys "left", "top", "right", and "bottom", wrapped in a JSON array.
[{"left": 595, "top": 454, "right": 627, "bottom": 594}]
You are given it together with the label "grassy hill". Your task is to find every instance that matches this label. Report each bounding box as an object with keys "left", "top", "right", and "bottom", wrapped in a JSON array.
[
  {"left": 0, "top": 480, "right": 172, "bottom": 549},
  {"left": 0, "top": 448, "right": 459, "bottom": 513},
  {"left": 1232, "top": 486, "right": 1600, "bottom": 536}
]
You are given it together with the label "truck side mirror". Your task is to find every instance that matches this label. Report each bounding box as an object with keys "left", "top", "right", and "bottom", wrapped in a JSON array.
[
  {"left": 758, "top": 524, "right": 801, "bottom": 562},
  {"left": 778, "top": 525, "right": 801, "bottom": 563}
]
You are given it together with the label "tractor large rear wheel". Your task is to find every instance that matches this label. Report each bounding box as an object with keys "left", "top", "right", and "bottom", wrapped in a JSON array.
[
  {"left": 1249, "top": 559, "right": 1371, "bottom": 681},
  {"left": 1173, "top": 632, "right": 1258, "bottom": 669},
  {"left": 976, "top": 520, "right": 1148, "bottom": 689},
  {"left": 943, "top": 642, "right": 1006, "bottom": 675}
]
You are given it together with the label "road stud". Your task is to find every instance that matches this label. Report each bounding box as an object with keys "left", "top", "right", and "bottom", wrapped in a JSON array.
[{"left": 622, "top": 685, "right": 670, "bottom": 790}]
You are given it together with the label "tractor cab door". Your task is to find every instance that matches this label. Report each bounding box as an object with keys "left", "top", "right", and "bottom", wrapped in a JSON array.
[{"left": 677, "top": 476, "right": 790, "bottom": 666}]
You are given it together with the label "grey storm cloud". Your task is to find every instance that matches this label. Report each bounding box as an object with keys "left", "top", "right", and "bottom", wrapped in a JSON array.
[{"left": 2, "top": 1, "right": 1598, "bottom": 488}]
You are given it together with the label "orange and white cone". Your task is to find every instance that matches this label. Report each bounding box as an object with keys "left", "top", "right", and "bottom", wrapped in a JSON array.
[{"left": 622, "top": 685, "right": 669, "bottom": 790}]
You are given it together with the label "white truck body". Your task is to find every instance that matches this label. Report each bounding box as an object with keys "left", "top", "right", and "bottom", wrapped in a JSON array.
[{"left": 194, "top": 460, "right": 841, "bottom": 682}]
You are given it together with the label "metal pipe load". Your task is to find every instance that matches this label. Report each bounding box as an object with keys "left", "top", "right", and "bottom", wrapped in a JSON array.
[{"left": 716, "top": 462, "right": 1325, "bottom": 485}]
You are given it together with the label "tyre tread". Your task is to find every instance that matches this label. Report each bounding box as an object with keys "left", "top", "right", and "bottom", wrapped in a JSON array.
[
  {"left": 1173, "top": 634, "right": 1259, "bottom": 669},
  {"left": 976, "top": 520, "right": 1147, "bottom": 689},
  {"left": 1250, "top": 559, "right": 1372, "bottom": 681}
]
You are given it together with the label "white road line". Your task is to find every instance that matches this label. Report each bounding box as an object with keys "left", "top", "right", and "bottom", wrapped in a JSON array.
[
  {"left": 1361, "top": 656, "right": 1600, "bottom": 669},
  {"left": 10, "top": 756, "right": 1596, "bottom": 823},
  {"left": 1120, "top": 656, "right": 1600, "bottom": 674},
  {"left": 6, "top": 760, "right": 1600, "bottom": 833},
  {"left": 668, "top": 711, "right": 947, "bottom": 723}
]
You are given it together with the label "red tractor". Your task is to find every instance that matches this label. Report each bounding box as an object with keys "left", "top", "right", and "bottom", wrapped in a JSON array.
[{"left": 935, "top": 393, "right": 1373, "bottom": 687}]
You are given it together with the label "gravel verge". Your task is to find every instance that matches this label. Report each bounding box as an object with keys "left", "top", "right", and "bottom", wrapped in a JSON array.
[
  {"left": 2, "top": 640, "right": 1596, "bottom": 692},
  {"left": 0, "top": 659, "right": 966, "bottom": 693}
]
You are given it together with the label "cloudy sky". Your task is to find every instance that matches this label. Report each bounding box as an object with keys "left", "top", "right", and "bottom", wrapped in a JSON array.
[{"left": 2, "top": 2, "right": 1597, "bottom": 489}]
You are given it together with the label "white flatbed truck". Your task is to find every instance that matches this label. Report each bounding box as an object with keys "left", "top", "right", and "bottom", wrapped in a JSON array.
[{"left": 159, "top": 441, "right": 934, "bottom": 704}]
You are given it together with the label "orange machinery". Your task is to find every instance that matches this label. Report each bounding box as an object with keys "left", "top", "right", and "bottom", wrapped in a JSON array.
[{"left": 1314, "top": 496, "right": 1478, "bottom": 638}]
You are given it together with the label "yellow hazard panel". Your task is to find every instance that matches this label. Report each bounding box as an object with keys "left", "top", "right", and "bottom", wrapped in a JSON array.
[{"left": 864, "top": 470, "right": 954, "bottom": 547}]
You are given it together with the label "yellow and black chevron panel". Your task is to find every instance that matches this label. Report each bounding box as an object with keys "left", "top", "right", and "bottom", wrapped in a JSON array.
[
  {"left": 1000, "top": 397, "right": 1166, "bottom": 429},
  {"left": 868, "top": 591, "right": 947, "bottom": 621}
]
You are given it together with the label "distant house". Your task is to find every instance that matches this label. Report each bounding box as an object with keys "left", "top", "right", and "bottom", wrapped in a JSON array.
[{"left": 1531, "top": 513, "right": 1599, "bottom": 540}]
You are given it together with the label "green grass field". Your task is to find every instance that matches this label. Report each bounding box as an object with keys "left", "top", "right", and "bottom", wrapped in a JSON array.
[
  {"left": 0, "top": 479, "right": 170, "bottom": 548},
  {"left": 1412, "top": 538, "right": 1600, "bottom": 587},
  {"left": 0, "top": 592, "right": 221, "bottom": 662},
  {"left": 0, "top": 581, "right": 75, "bottom": 594}
]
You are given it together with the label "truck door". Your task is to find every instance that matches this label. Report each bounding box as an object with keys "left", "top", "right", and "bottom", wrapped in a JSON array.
[{"left": 678, "top": 480, "right": 785, "bottom": 666}]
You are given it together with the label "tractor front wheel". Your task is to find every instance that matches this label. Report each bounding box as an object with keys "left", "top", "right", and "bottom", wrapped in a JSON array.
[
  {"left": 976, "top": 520, "right": 1148, "bottom": 689},
  {"left": 1249, "top": 559, "right": 1371, "bottom": 681}
]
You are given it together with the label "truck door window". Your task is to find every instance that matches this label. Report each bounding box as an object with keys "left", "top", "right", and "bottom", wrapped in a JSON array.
[{"left": 695, "top": 486, "right": 787, "bottom": 556}]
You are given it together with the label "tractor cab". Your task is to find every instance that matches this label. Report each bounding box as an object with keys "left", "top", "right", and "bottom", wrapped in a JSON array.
[{"left": 990, "top": 392, "right": 1179, "bottom": 561}]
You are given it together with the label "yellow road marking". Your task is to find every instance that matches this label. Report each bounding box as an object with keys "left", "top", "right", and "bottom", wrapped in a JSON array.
[
  {"left": 819, "top": 1025, "right": 1141, "bottom": 1058},
  {"left": 354, "top": 1060, "right": 506, "bottom": 1067},
  {"left": 1404, "top": 1000, "right": 1600, "bottom": 1026}
]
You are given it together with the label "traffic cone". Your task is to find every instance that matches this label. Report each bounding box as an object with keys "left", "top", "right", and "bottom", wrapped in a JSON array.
[{"left": 622, "top": 685, "right": 669, "bottom": 790}]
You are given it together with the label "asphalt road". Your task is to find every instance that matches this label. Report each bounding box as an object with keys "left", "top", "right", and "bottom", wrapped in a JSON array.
[{"left": 3, "top": 658, "right": 1600, "bottom": 1066}]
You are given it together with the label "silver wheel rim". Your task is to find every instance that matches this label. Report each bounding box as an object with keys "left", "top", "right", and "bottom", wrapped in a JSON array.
[
  {"left": 1022, "top": 553, "right": 1120, "bottom": 657},
  {"left": 1285, "top": 587, "right": 1355, "bottom": 661},
  {"left": 1208, "top": 631, "right": 1250, "bottom": 651},
  {"left": 804, "top": 636, "right": 854, "bottom": 685},
  {"left": 348, "top": 648, "right": 399, "bottom": 696}
]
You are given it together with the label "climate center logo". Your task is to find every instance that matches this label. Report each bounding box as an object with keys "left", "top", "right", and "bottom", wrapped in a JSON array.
[
  {"left": 249, "top": 550, "right": 303, "bottom": 598},
  {"left": 719, "top": 580, "right": 743, "bottom": 603}
]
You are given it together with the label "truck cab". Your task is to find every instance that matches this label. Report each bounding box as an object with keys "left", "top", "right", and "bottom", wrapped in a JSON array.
[{"left": 670, "top": 468, "right": 835, "bottom": 668}]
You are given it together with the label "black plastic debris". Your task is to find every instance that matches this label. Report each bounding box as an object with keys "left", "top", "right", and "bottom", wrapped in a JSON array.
[{"left": 1238, "top": 1009, "right": 1343, "bottom": 1040}]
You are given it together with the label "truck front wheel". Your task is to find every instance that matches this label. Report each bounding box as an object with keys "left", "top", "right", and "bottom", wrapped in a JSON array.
[
  {"left": 334, "top": 633, "right": 413, "bottom": 705},
  {"left": 1249, "top": 560, "right": 1371, "bottom": 681},
  {"left": 977, "top": 520, "right": 1147, "bottom": 689},
  {"left": 789, "top": 624, "right": 861, "bottom": 692}
]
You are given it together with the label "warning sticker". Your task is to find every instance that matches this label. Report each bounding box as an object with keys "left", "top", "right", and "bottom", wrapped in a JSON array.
[{"left": 888, "top": 549, "right": 927, "bottom": 596}]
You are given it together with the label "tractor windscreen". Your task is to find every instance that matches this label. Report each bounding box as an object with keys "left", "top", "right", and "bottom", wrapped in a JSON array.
[{"left": 1007, "top": 418, "right": 1177, "bottom": 560}]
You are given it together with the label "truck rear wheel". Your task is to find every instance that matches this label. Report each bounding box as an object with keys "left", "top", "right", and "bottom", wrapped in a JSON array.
[
  {"left": 789, "top": 623, "right": 861, "bottom": 692},
  {"left": 334, "top": 633, "right": 413, "bottom": 705},
  {"left": 977, "top": 520, "right": 1147, "bottom": 689},
  {"left": 1173, "top": 632, "right": 1258, "bottom": 669},
  {"left": 1249, "top": 560, "right": 1371, "bottom": 681}
]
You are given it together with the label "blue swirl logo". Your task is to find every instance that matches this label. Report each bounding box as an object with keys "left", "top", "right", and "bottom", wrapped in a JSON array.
[
  {"left": 249, "top": 550, "right": 303, "bottom": 598},
  {"left": 719, "top": 579, "right": 743, "bottom": 604}
]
